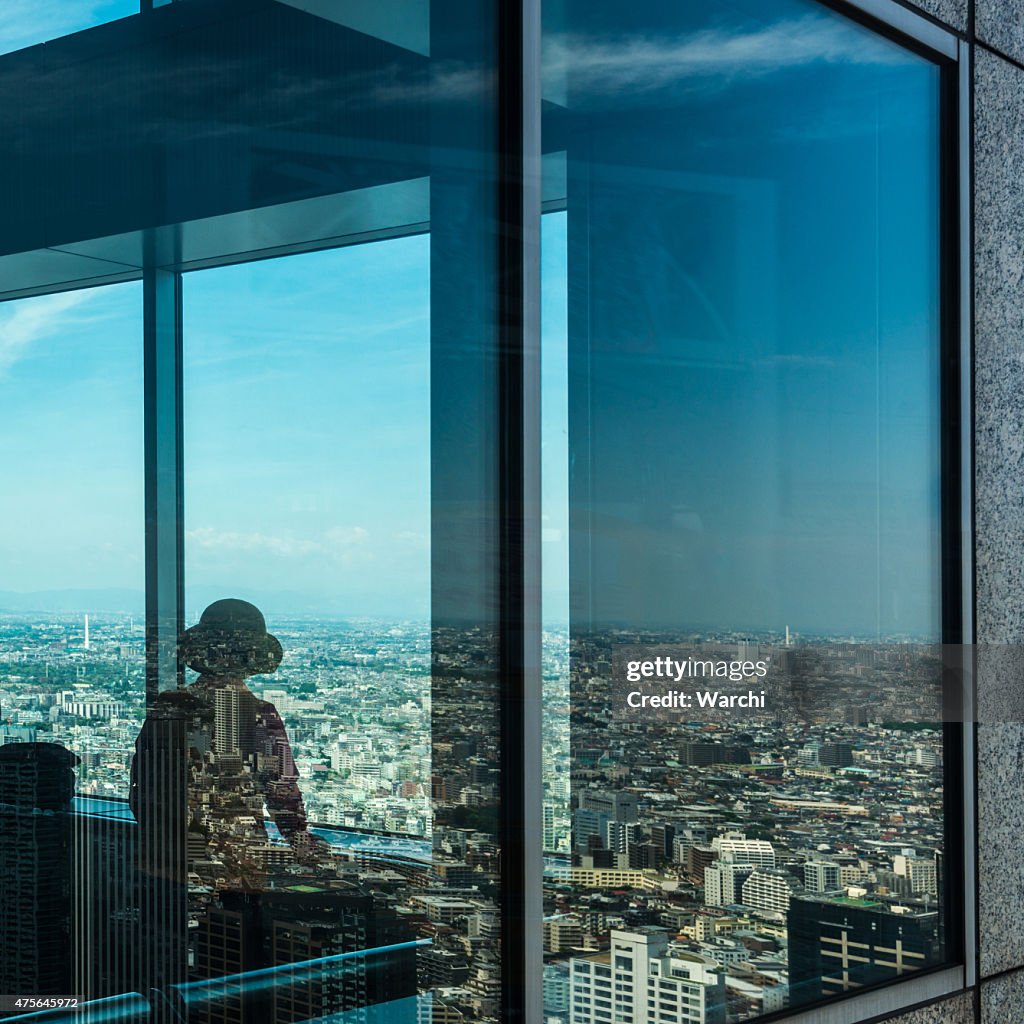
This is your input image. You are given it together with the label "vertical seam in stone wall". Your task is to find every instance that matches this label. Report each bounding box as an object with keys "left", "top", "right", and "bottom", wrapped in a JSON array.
[{"left": 967, "top": 27, "right": 981, "bottom": 1009}]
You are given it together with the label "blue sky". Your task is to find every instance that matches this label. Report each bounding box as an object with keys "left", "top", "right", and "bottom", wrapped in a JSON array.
[
  {"left": 0, "top": 0, "right": 138, "bottom": 57},
  {"left": 183, "top": 240, "right": 433, "bottom": 619},
  {"left": 0, "top": 284, "right": 144, "bottom": 597},
  {"left": 0, "top": 232, "right": 571, "bottom": 624}
]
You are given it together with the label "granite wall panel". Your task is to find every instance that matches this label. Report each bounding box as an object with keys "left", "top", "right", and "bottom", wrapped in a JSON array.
[
  {"left": 974, "top": 44, "right": 1024, "bottom": 980},
  {"left": 978, "top": 0, "right": 1024, "bottom": 64},
  {"left": 882, "top": 992, "right": 974, "bottom": 1024}
]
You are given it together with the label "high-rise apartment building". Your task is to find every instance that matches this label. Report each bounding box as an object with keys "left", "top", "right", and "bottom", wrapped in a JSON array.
[
  {"left": 818, "top": 743, "right": 855, "bottom": 768},
  {"left": 740, "top": 870, "right": 801, "bottom": 915},
  {"left": 893, "top": 853, "right": 939, "bottom": 897},
  {"left": 804, "top": 860, "right": 843, "bottom": 893},
  {"left": 568, "top": 929, "right": 725, "bottom": 1024},
  {"left": 578, "top": 791, "right": 639, "bottom": 824},
  {"left": 704, "top": 861, "right": 754, "bottom": 907}
]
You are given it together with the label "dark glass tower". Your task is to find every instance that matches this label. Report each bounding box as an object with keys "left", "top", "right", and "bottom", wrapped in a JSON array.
[{"left": 0, "top": 743, "right": 78, "bottom": 1004}]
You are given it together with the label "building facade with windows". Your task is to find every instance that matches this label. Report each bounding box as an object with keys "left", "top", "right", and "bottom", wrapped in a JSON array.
[{"left": 569, "top": 930, "right": 726, "bottom": 1024}]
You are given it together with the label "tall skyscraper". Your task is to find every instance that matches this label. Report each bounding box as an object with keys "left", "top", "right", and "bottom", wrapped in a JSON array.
[
  {"left": 0, "top": 743, "right": 78, "bottom": 1001},
  {"left": 73, "top": 807, "right": 140, "bottom": 1001},
  {"left": 192, "top": 884, "right": 418, "bottom": 1024}
]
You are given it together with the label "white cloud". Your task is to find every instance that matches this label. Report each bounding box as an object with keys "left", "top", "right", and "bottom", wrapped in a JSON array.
[
  {"left": 186, "top": 527, "right": 320, "bottom": 558},
  {"left": 358, "top": 15, "right": 918, "bottom": 109},
  {"left": 393, "top": 530, "right": 427, "bottom": 546},
  {"left": 0, "top": 290, "right": 95, "bottom": 377},
  {"left": 187, "top": 525, "right": 370, "bottom": 560},
  {"left": 325, "top": 526, "right": 370, "bottom": 547},
  {"left": 542, "top": 14, "right": 912, "bottom": 98}
]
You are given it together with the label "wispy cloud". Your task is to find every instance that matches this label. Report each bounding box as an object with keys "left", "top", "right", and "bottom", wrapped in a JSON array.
[
  {"left": 188, "top": 525, "right": 370, "bottom": 560},
  {"left": 0, "top": 290, "right": 95, "bottom": 377},
  {"left": 324, "top": 526, "right": 369, "bottom": 548},
  {"left": 366, "top": 13, "right": 913, "bottom": 108},
  {"left": 542, "top": 14, "right": 912, "bottom": 98},
  {"left": 187, "top": 528, "right": 320, "bottom": 558},
  {"left": 366, "top": 61, "right": 494, "bottom": 106}
]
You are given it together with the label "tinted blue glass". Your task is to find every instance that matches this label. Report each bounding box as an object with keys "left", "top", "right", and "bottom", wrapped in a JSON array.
[
  {"left": 548, "top": 0, "right": 941, "bottom": 638},
  {"left": 542, "top": 0, "right": 947, "bottom": 1018}
]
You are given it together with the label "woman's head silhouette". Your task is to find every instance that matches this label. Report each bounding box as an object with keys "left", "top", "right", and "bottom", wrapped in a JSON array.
[{"left": 179, "top": 598, "right": 283, "bottom": 677}]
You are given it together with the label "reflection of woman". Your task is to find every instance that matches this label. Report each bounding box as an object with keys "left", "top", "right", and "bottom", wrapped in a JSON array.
[{"left": 130, "top": 599, "right": 321, "bottom": 891}]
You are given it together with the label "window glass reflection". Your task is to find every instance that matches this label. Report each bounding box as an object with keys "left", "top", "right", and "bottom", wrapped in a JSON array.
[
  {"left": 542, "top": 0, "right": 948, "bottom": 1019},
  {"left": 183, "top": 241, "right": 431, "bottom": 837},
  {"left": 0, "top": 283, "right": 144, "bottom": 799},
  {"left": 0, "top": 282, "right": 143, "bottom": 1006}
]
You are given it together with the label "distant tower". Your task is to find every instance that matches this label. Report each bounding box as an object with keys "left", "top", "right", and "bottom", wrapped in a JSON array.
[
  {"left": 84, "top": 614, "right": 90, "bottom": 650},
  {"left": 785, "top": 625, "right": 791, "bottom": 647}
]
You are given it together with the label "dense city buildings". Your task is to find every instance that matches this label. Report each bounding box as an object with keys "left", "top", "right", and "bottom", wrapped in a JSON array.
[
  {"left": 0, "top": 608, "right": 950, "bottom": 1024},
  {"left": 542, "top": 632, "right": 948, "bottom": 1023}
]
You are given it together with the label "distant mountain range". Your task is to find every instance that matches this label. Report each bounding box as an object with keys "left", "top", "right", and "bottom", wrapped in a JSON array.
[
  {"left": 0, "top": 588, "right": 144, "bottom": 614},
  {"left": 0, "top": 585, "right": 426, "bottom": 620}
]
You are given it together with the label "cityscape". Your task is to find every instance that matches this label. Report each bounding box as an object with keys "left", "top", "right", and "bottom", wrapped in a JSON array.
[{"left": 0, "top": 611, "right": 947, "bottom": 1024}]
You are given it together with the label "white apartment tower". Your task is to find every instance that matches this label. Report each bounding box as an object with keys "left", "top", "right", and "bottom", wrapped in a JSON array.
[
  {"left": 569, "top": 929, "right": 725, "bottom": 1024},
  {"left": 740, "top": 869, "right": 799, "bottom": 914},
  {"left": 711, "top": 832, "right": 776, "bottom": 869},
  {"left": 804, "top": 860, "right": 843, "bottom": 893},
  {"left": 704, "top": 861, "right": 754, "bottom": 907},
  {"left": 893, "top": 852, "right": 939, "bottom": 896}
]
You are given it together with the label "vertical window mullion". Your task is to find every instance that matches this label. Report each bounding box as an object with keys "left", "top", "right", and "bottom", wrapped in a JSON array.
[
  {"left": 143, "top": 258, "right": 184, "bottom": 702},
  {"left": 499, "top": 0, "right": 544, "bottom": 1020}
]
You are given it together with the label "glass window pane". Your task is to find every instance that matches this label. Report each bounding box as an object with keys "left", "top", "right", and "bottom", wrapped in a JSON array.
[
  {"left": 183, "top": 240, "right": 431, "bottom": 836},
  {"left": 542, "top": 0, "right": 949, "bottom": 1019},
  {"left": 0, "top": 0, "right": 504, "bottom": 1019},
  {"left": 0, "top": 281, "right": 143, "bottom": 1004},
  {"left": 0, "top": 282, "right": 144, "bottom": 799}
]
